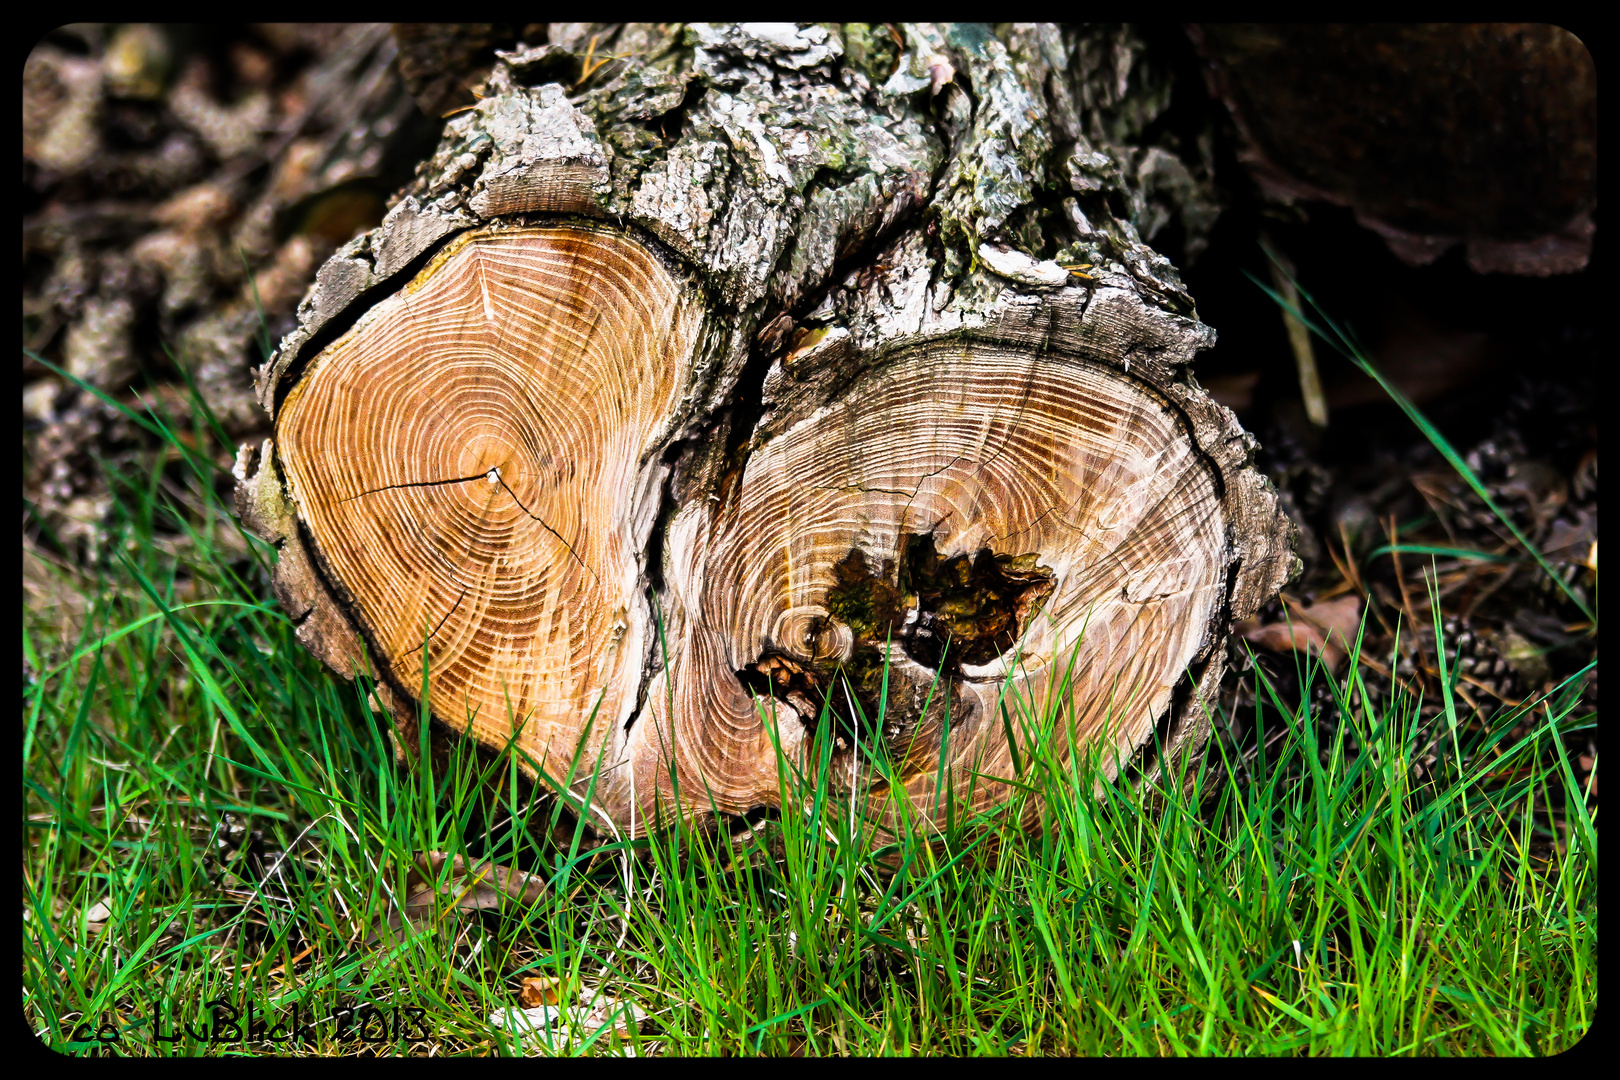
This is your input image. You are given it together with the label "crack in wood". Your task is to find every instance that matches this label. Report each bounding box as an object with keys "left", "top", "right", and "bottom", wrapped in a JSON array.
[
  {"left": 339, "top": 472, "right": 489, "bottom": 502},
  {"left": 495, "top": 473, "right": 598, "bottom": 583},
  {"left": 404, "top": 584, "right": 470, "bottom": 658}
]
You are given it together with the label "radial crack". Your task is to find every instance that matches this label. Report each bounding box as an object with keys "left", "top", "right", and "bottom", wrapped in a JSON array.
[
  {"left": 495, "top": 474, "right": 598, "bottom": 582},
  {"left": 340, "top": 473, "right": 489, "bottom": 503},
  {"left": 404, "top": 584, "right": 470, "bottom": 657}
]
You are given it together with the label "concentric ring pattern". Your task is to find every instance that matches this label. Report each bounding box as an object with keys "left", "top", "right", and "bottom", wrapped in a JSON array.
[
  {"left": 278, "top": 226, "right": 703, "bottom": 774},
  {"left": 629, "top": 339, "right": 1229, "bottom": 827}
]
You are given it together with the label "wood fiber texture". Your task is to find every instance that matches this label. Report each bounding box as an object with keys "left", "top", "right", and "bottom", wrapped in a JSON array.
[
  {"left": 639, "top": 341, "right": 1231, "bottom": 831},
  {"left": 278, "top": 226, "right": 702, "bottom": 780}
]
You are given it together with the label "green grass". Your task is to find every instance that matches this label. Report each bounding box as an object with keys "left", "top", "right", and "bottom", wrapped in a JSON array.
[{"left": 22, "top": 370, "right": 1597, "bottom": 1055}]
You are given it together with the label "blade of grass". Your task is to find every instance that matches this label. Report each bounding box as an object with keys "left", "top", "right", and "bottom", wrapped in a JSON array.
[{"left": 1247, "top": 252, "right": 1593, "bottom": 622}]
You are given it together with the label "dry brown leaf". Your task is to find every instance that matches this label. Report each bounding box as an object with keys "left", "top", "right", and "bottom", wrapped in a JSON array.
[
  {"left": 519, "top": 976, "right": 566, "bottom": 1009},
  {"left": 369, "top": 851, "right": 547, "bottom": 946},
  {"left": 1239, "top": 594, "right": 1363, "bottom": 670},
  {"left": 1542, "top": 506, "right": 1596, "bottom": 567}
]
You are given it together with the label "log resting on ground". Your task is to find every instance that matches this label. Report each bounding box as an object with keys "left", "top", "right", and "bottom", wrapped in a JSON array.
[{"left": 236, "top": 23, "right": 1297, "bottom": 843}]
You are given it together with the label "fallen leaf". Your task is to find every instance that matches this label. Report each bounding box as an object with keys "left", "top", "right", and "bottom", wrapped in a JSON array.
[
  {"left": 1542, "top": 506, "right": 1596, "bottom": 567},
  {"left": 369, "top": 851, "right": 547, "bottom": 946},
  {"left": 1500, "top": 460, "right": 1567, "bottom": 525},
  {"left": 520, "top": 976, "right": 566, "bottom": 1009},
  {"left": 1238, "top": 595, "right": 1363, "bottom": 670}
]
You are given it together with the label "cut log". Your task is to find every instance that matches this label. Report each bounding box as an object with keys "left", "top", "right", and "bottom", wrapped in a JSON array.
[
  {"left": 641, "top": 338, "right": 1236, "bottom": 828},
  {"left": 237, "top": 23, "right": 1297, "bottom": 843}
]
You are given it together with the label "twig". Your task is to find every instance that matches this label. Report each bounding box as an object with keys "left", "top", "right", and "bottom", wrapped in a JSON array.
[{"left": 1263, "top": 237, "right": 1328, "bottom": 427}]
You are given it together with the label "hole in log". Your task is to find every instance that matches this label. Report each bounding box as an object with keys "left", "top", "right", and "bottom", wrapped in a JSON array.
[
  {"left": 898, "top": 536, "right": 1056, "bottom": 671},
  {"left": 735, "top": 652, "right": 828, "bottom": 728},
  {"left": 737, "top": 534, "right": 1055, "bottom": 752},
  {"left": 734, "top": 651, "right": 874, "bottom": 750}
]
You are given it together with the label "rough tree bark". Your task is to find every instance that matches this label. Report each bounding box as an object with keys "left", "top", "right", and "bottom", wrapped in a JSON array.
[{"left": 235, "top": 24, "right": 1296, "bottom": 844}]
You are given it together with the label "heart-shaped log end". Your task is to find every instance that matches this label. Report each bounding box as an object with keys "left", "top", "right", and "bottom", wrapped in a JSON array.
[{"left": 248, "top": 221, "right": 1290, "bottom": 847}]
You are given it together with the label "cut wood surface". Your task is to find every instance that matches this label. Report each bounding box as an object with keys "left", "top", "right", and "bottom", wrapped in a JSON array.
[
  {"left": 639, "top": 338, "right": 1232, "bottom": 829},
  {"left": 237, "top": 24, "right": 1297, "bottom": 844},
  {"left": 277, "top": 226, "right": 702, "bottom": 776}
]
